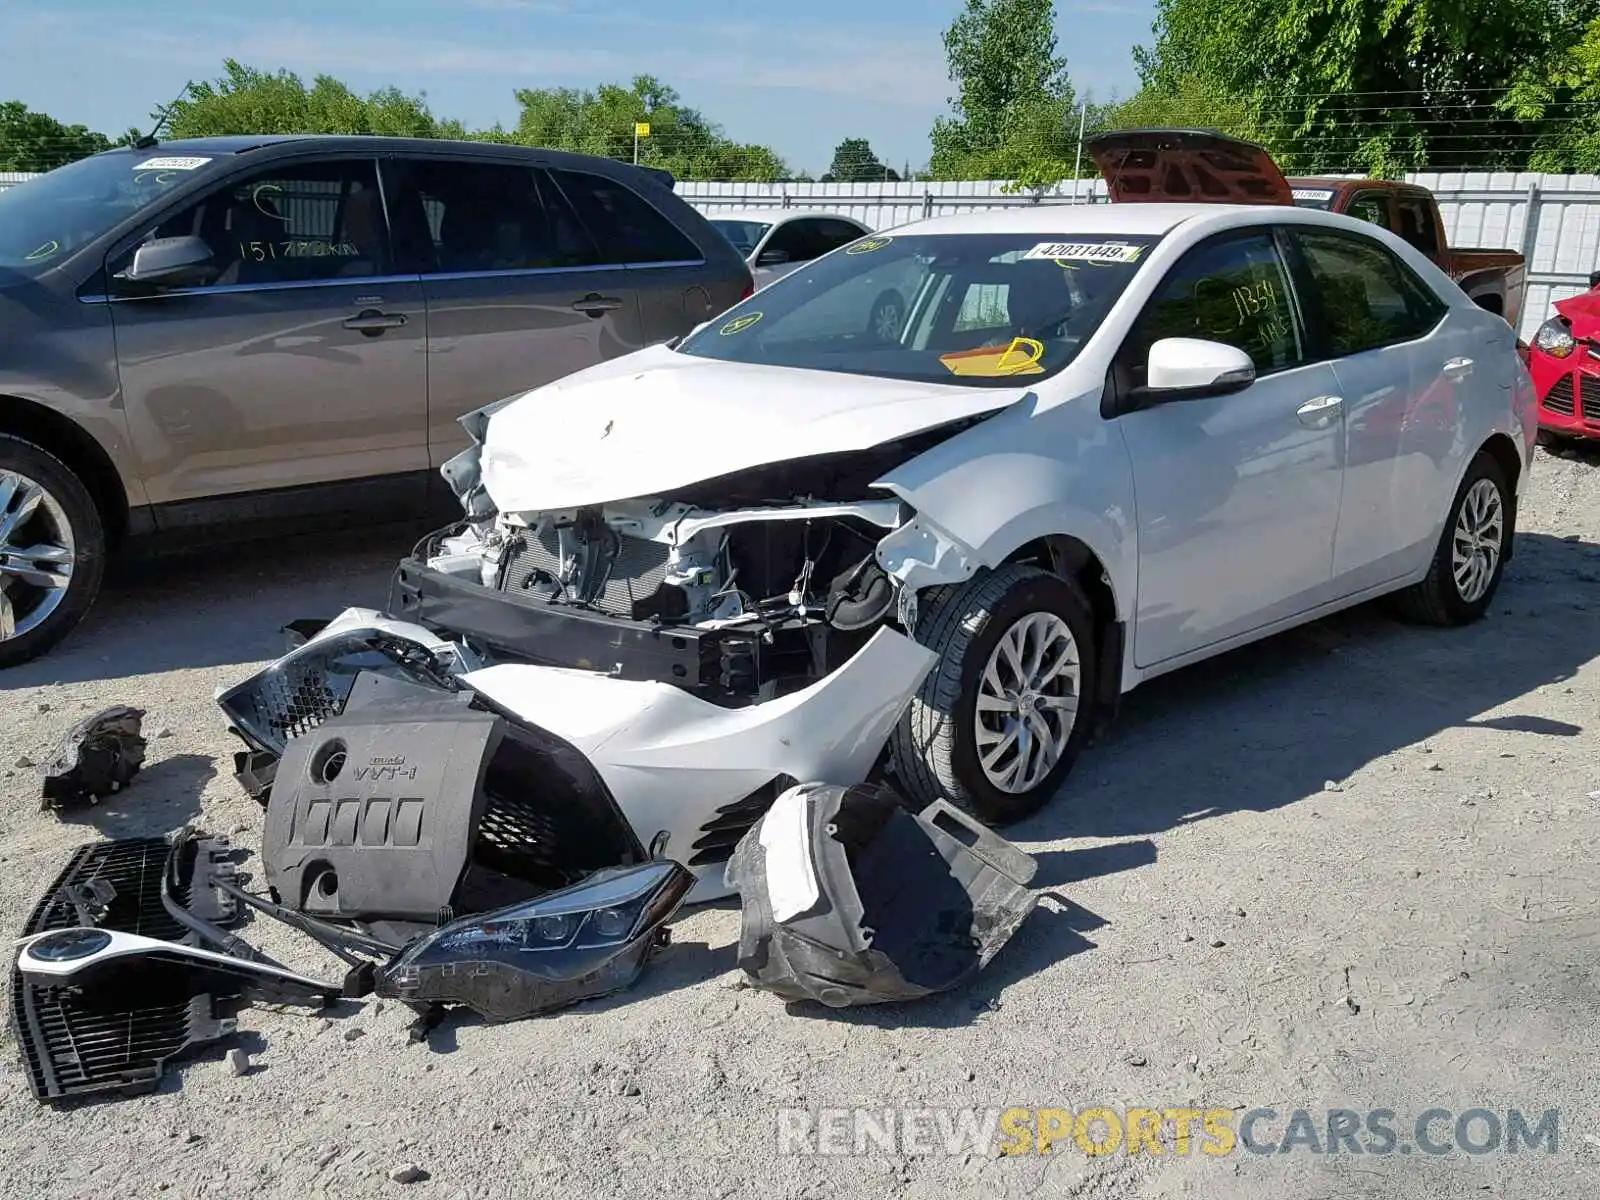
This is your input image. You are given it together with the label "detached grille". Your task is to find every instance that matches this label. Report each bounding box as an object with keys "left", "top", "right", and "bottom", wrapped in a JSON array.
[
  {"left": 12, "top": 839, "right": 237, "bottom": 1103},
  {"left": 1544, "top": 374, "right": 1577, "bottom": 416},
  {"left": 500, "top": 527, "right": 671, "bottom": 619}
]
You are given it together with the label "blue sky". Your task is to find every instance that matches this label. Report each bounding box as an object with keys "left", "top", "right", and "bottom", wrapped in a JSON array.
[{"left": 0, "top": 0, "right": 1156, "bottom": 175}]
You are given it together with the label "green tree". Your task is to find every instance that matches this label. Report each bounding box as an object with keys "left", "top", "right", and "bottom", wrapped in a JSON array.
[
  {"left": 928, "top": 0, "right": 1077, "bottom": 182},
  {"left": 510, "top": 75, "right": 787, "bottom": 181},
  {"left": 1136, "top": 0, "right": 1597, "bottom": 174},
  {"left": 822, "top": 137, "right": 899, "bottom": 182},
  {"left": 1503, "top": 13, "right": 1600, "bottom": 172},
  {"left": 165, "top": 60, "right": 449, "bottom": 139},
  {"left": 0, "top": 101, "right": 112, "bottom": 172}
]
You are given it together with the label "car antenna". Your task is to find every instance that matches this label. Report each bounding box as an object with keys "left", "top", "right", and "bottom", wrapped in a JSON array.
[{"left": 131, "top": 81, "right": 192, "bottom": 151}]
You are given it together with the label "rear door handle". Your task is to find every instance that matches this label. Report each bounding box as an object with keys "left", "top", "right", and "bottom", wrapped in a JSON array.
[
  {"left": 1443, "top": 356, "right": 1475, "bottom": 379},
  {"left": 1296, "top": 394, "right": 1344, "bottom": 429},
  {"left": 572, "top": 293, "right": 623, "bottom": 316},
  {"left": 343, "top": 309, "right": 407, "bottom": 335}
]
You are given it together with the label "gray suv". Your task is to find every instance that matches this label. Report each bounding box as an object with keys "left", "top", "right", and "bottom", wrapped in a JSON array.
[{"left": 0, "top": 136, "right": 752, "bottom": 666}]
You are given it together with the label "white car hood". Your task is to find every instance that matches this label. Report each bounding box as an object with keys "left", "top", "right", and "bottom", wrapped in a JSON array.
[{"left": 478, "top": 343, "right": 1019, "bottom": 513}]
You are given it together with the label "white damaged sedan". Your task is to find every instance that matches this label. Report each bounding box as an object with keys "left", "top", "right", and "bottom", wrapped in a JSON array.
[{"left": 369, "top": 132, "right": 1535, "bottom": 894}]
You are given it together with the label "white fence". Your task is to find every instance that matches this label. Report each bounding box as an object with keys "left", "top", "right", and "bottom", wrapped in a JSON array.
[
  {"left": 680, "top": 174, "right": 1600, "bottom": 341},
  {"left": 7, "top": 168, "right": 1599, "bottom": 338}
]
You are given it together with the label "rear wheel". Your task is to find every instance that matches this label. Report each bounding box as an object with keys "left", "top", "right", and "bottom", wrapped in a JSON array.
[
  {"left": 0, "top": 435, "right": 105, "bottom": 668},
  {"left": 1393, "top": 450, "right": 1510, "bottom": 627}
]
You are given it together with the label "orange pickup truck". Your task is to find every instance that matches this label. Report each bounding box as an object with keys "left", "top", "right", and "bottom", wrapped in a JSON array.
[
  {"left": 1288, "top": 179, "right": 1528, "bottom": 330},
  {"left": 1083, "top": 130, "right": 1528, "bottom": 334}
]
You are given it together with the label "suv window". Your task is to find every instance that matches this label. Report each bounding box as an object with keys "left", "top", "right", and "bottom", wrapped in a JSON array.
[
  {"left": 1345, "top": 192, "right": 1392, "bottom": 230},
  {"left": 1122, "top": 231, "right": 1305, "bottom": 380},
  {"left": 546, "top": 169, "right": 701, "bottom": 264},
  {"left": 1394, "top": 196, "right": 1439, "bottom": 256},
  {"left": 128, "top": 159, "right": 387, "bottom": 287},
  {"left": 763, "top": 219, "right": 816, "bottom": 262},
  {"left": 1291, "top": 228, "right": 1447, "bottom": 355},
  {"left": 385, "top": 159, "right": 600, "bottom": 274}
]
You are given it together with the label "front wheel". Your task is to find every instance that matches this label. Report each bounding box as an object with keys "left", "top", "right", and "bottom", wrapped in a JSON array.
[
  {"left": 1393, "top": 450, "right": 1511, "bottom": 626},
  {"left": 0, "top": 435, "right": 105, "bottom": 669},
  {"left": 890, "top": 564, "right": 1098, "bottom": 825}
]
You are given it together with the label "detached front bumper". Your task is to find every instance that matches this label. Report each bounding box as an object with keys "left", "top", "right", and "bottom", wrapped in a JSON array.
[{"left": 226, "top": 606, "right": 936, "bottom": 904}]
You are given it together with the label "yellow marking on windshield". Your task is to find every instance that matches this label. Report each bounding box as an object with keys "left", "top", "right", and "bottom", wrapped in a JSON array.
[
  {"left": 940, "top": 337, "right": 1046, "bottom": 377},
  {"left": 720, "top": 312, "right": 764, "bottom": 335},
  {"left": 24, "top": 240, "right": 60, "bottom": 262},
  {"left": 846, "top": 236, "right": 893, "bottom": 255}
]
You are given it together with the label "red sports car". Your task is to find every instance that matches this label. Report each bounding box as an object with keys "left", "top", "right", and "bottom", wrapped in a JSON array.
[{"left": 1529, "top": 272, "right": 1600, "bottom": 443}]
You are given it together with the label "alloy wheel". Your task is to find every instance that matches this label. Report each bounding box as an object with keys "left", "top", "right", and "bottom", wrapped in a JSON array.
[
  {"left": 0, "top": 470, "right": 76, "bottom": 641},
  {"left": 1450, "top": 477, "right": 1504, "bottom": 604},
  {"left": 973, "top": 611, "right": 1081, "bottom": 794}
]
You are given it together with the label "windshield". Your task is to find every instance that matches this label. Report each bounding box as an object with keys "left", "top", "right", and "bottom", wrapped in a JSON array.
[
  {"left": 0, "top": 149, "right": 216, "bottom": 272},
  {"left": 677, "top": 231, "right": 1160, "bottom": 386},
  {"left": 1291, "top": 187, "right": 1337, "bottom": 210},
  {"left": 709, "top": 219, "right": 772, "bottom": 257}
]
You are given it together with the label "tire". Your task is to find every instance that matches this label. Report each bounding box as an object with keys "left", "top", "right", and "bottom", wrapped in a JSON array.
[
  {"left": 867, "top": 290, "right": 906, "bottom": 342},
  {"left": 0, "top": 435, "right": 105, "bottom": 669},
  {"left": 890, "top": 564, "right": 1098, "bottom": 825},
  {"left": 1393, "top": 450, "right": 1511, "bottom": 627}
]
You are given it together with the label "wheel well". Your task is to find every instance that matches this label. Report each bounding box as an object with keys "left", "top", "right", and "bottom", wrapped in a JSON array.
[
  {"left": 0, "top": 395, "right": 129, "bottom": 546},
  {"left": 1003, "top": 535, "right": 1123, "bottom": 713},
  {"left": 1480, "top": 431, "right": 1522, "bottom": 495}
]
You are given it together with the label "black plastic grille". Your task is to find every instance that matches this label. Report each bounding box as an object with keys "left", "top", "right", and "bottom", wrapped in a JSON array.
[
  {"left": 500, "top": 528, "right": 671, "bottom": 619},
  {"left": 688, "top": 775, "right": 798, "bottom": 867},
  {"left": 1544, "top": 374, "right": 1576, "bottom": 416},
  {"left": 12, "top": 839, "right": 233, "bottom": 1103}
]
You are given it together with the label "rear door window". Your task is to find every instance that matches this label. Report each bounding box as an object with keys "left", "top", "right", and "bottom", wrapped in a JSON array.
[
  {"left": 1122, "top": 230, "right": 1306, "bottom": 380},
  {"left": 545, "top": 169, "right": 701, "bottom": 265},
  {"left": 1290, "top": 228, "right": 1448, "bottom": 355},
  {"left": 127, "top": 158, "right": 387, "bottom": 287},
  {"left": 386, "top": 159, "right": 601, "bottom": 275}
]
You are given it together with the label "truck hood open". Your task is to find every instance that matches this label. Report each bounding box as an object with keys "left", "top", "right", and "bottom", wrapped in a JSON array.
[
  {"left": 478, "top": 344, "right": 1018, "bottom": 514},
  {"left": 1086, "top": 128, "right": 1294, "bottom": 206}
]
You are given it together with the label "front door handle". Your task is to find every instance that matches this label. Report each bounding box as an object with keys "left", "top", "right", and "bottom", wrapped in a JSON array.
[
  {"left": 1296, "top": 394, "right": 1344, "bottom": 429},
  {"left": 1443, "top": 356, "right": 1475, "bottom": 380},
  {"left": 572, "top": 293, "right": 624, "bottom": 316},
  {"left": 343, "top": 309, "right": 407, "bottom": 336}
]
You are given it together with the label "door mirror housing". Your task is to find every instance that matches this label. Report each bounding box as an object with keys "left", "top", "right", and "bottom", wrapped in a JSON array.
[
  {"left": 1136, "top": 337, "right": 1256, "bottom": 404},
  {"left": 755, "top": 247, "right": 791, "bottom": 267},
  {"left": 118, "top": 235, "right": 216, "bottom": 287}
]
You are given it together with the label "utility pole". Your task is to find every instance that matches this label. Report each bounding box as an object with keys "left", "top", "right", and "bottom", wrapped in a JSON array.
[{"left": 1070, "top": 101, "right": 1087, "bottom": 203}]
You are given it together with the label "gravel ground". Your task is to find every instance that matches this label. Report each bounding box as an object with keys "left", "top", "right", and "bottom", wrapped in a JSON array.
[{"left": 2, "top": 445, "right": 1599, "bottom": 1200}]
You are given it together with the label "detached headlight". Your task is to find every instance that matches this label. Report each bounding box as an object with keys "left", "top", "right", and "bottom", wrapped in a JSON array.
[
  {"left": 376, "top": 860, "right": 694, "bottom": 1022},
  {"left": 1534, "top": 318, "right": 1576, "bottom": 359}
]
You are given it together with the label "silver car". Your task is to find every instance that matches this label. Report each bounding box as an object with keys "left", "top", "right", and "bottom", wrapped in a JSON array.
[{"left": 0, "top": 136, "right": 752, "bottom": 667}]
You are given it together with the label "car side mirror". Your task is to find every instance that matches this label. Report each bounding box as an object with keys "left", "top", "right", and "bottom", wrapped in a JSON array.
[
  {"left": 118, "top": 235, "right": 216, "bottom": 287},
  {"left": 756, "top": 248, "right": 791, "bottom": 267},
  {"left": 1133, "top": 337, "right": 1256, "bottom": 405}
]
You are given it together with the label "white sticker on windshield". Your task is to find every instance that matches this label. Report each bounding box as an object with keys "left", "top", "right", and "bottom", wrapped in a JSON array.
[
  {"left": 133, "top": 156, "right": 211, "bottom": 171},
  {"left": 1292, "top": 188, "right": 1334, "bottom": 202},
  {"left": 1023, "top": 241, "right": 1144, "bottom": 265}
]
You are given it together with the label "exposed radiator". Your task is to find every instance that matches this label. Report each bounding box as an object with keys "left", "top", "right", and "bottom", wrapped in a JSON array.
[{"left": 499, "top": 525, "right": 672, "bottom": 619}]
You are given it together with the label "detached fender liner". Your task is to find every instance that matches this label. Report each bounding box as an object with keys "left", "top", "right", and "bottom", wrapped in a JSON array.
[{"left": 388, "top": 557, "right": 769, "bottom": 702}]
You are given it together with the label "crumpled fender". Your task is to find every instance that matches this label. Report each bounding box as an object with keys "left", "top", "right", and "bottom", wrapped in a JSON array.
[{"left": 871, "top": 390, "right": 1136, "bottom": 620}]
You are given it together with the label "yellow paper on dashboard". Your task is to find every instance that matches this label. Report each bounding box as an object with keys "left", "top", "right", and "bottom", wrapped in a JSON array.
[{"left": 939, "top": 337, "right": 1046, "bottom": 377}]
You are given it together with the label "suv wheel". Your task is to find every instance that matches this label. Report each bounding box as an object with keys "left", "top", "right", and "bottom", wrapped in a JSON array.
[
  {"left": 0, "top": 435, "right": 105, "bottom": 668},
  {"left": 890, "top": 564, "right": 1098, "bottom": 825}
]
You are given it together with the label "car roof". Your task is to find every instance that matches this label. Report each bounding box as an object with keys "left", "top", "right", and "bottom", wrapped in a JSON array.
[
  {"left": 704, "top": 208, "right": 867, "bottom": 226},
  {"left": 94, "top": 135, "right": 669, "bottom": 176},
  {"left": 890, "top": 203, "right": 1235, "bottom": 238}
]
